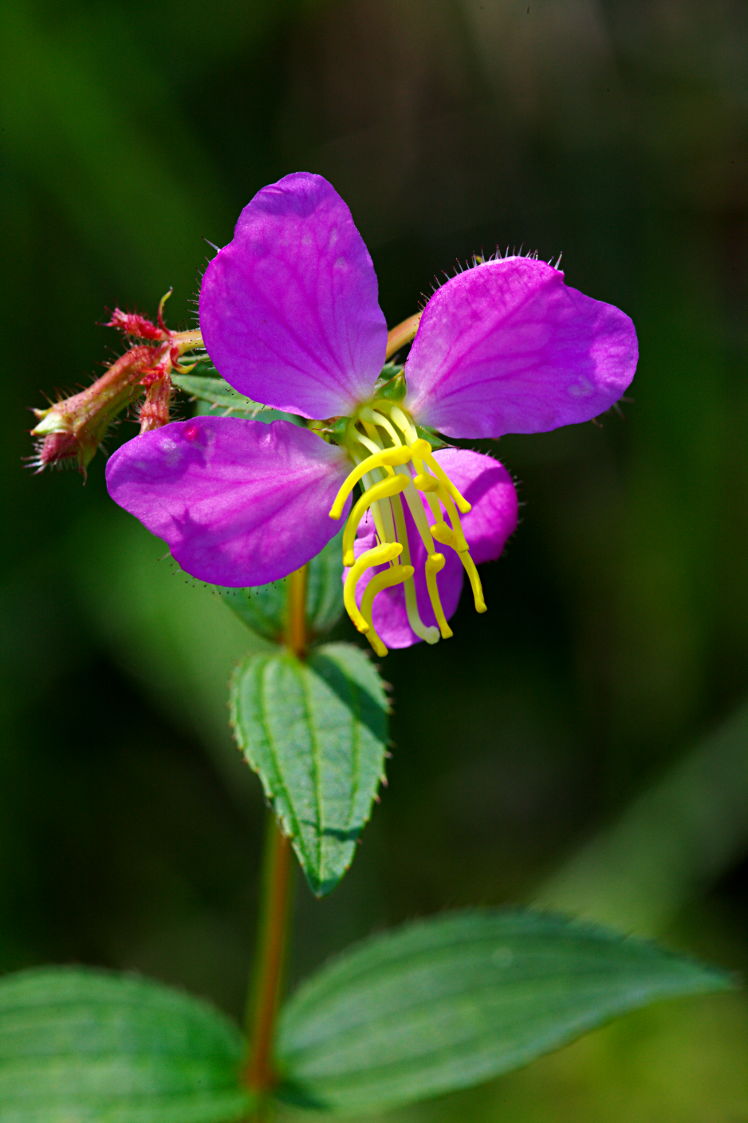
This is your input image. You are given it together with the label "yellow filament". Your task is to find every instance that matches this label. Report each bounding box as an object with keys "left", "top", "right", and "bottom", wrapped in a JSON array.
[
  {"left": 421, "top": 478, "right": 487, "bottom": 614},
  {"left": 389, "top": 493, "right": 439, "bottom": 644},
  {"left": 429, "top": 510, "right": 486, "bottom": 614},
  {"left": 400, "top": 478, "right": 453, "bottom": 638},
  {"left": 410, "top": 445, "right": 440, "bottom": 495},
  {"left": 364, "top": 408, "right": 401, "bottom": 447},
  {"left": 411, "top": 439, "right": 472, "bottom": 514},
  {"left": 359, "top": 563, "right": 415, "bottom": 656},
  {"left": 342, "top": 475, "right": 409, "bottom": 566},
  {"left": 424, "top": 554, "right": 453, "bottom": 638},
  {"left": 461, "top": 552, "right": 487, "bottom": 613},
  {"left": 343, "top": 542, "right": 403, "bottom": 633},
  {"left": 352, "top": 430, "right": 380, "bottom": 456},
  {"left": 329, "top": 446, "right": 411, "bottom": 519},
  {"left": 365, "top": 471, "right": 395, "bottom": 546},
  {"left": 388, "top": 404, "right": 419, "bottom": 444}
]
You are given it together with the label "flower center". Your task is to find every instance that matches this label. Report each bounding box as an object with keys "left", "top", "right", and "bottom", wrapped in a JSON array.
[{"left": 328, "top": 398, "right": 486, "bottom": 656}]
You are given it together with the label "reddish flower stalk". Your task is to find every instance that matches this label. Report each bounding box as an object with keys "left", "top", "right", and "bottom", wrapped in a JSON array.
[{"left": 139, "top": 367, "right": 175, "bottom": 433}]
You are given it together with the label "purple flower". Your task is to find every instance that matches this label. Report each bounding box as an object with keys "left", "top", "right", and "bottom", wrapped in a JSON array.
[{"left": 106, "top": 173, "right": 637, "bottom": 655}]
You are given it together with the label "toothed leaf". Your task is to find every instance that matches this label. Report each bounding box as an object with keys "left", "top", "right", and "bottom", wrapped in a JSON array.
[{"left": 230, "top": 642, "right": 388, "bottom": 895}]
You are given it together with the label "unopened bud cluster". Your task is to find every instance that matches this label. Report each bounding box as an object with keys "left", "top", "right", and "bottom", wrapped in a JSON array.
[{"left": 30, "top": 294, "right": 203, "bottom": 475}]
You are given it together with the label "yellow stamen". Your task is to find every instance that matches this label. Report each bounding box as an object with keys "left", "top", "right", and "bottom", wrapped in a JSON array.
[
  {"left": 412, "top": 471, "right": 439, "bottom": 492},
  {"left": 342, "top": 474, "right": 410, "bottom": 566},
  {"left": 424, "top": 554, "right": 453, "bottom": 638},
  {"left": 461, "top": 551, "right": 488, "bottom": 614},
  {"left": 363, "top": 408, "right": 401, "bottom": 447},
  {"left": 431, "top": 516, "right": 468, "bottom": 554},
  {"left": 330, "top": 399, "right": 489, "bottom": 651},
  {"left": 359, "top": 563, "right": 415, "bottom": 656},
  {"left": 411, "top": 439, "right": 472, "bottom": 514},
  {"left": 329, "top": 446, "right": 411, "bottom": 519},
  {"left": 389, "top": 492, "right": 440, "bottom": 644},
  {"left": 388, "top": 404, "right": 419, "bottom": 444},
  {"left": 343, "top": 542, "right": 403, "bottom": 634},
  {"left": 430, "top": 513, "right": 486, "bottom": 614},
  {"left": 400, "top": 478, "right": 452, "bottom": 637}
]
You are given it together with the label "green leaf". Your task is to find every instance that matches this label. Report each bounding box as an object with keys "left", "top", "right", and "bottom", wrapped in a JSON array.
[
  {"left": 230, "top": 643, "right": 388, "bottom": 896},
  {"left": 275, "top": 908, "right": 732, "bottom": 1114},
  {"left": 172, "top": 367, "right": 265, "bottom": 417},
  {"left": 220, "top": 531, "right": 345, "bottom": 644},
  {"left": 0, "top": 967, "right": 251, "bottom": 1122}
]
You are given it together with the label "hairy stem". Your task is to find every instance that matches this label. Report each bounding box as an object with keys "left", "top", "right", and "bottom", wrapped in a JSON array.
[
  {"left": 244, "top": 566, "right": 307, "bottom": 1117},
  {"left": 245, "top": 820, "right": 292, "bottom": 1113}
]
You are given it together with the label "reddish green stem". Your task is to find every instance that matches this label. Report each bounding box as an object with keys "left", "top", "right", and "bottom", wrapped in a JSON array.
[{"left": 243, "top": 567, "right": 307, "bottom": 1118}]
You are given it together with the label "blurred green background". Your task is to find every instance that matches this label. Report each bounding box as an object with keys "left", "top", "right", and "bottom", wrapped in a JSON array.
[{"left": 3, "top": 0, "right": 747, "bottom": 1118}]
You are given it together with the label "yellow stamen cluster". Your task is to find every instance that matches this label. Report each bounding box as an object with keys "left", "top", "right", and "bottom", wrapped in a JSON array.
[{"left": 329, "top": 399, "right": 486, "bottom": 656}]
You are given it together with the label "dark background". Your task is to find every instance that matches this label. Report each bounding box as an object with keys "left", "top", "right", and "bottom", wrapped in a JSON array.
[{"left": 4, "top": 1, "right": 747, "bottom": 1118}]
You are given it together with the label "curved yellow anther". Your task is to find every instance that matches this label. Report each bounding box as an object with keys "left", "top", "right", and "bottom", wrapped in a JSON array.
[
  {"left": 329, "top": 446, "right": 412, "bottom": 520},
  {"left": 429, "top": 505, "right": 485, "bottom": 612},
  {"left": 412, "top": 473, "right": 439, "bottom": 493},
  {"left": 411, "top": 438, "right": 471, "bottom": 514},
  {"left": 410, "top": 437, "right": 432, "bottom": 458},
  {"left": 342, "top": 474, "right": 410, "bottom": 566},
  {"left": 424, "top": 553, "right": 453, "bottom": 639},
  {"left": 360, "top": 563, "right": 415, "bottom": 656},
  {"left": 430, "top": 519, "right": 469, "bottom": 554},
  {"left": 342, "top": 542, "right": 403, "bottom": 633}
]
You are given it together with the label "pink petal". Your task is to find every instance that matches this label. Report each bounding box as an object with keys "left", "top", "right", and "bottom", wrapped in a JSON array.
[
  {"left": 106, "top": 417, "right": 350, "bottom": 586},
  {"left": 405, "top": 257, "right": 637, "bottom": 438},
  {"left": 351, "top": 448, "right": 518, "bottom": 648},
  {"left": 432, "top": 447, "right": 518, "bottom": 564},
  {"left": 200, "top": 173, "right": 387, "bottom": 421}
]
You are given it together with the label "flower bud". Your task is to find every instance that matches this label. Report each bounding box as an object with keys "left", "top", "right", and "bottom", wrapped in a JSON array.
[
  {"left": 30, "top": 346, "right": 152, "bottom": 474},
  {"left": 30, "top": 292, "right": 205, "bottom": 475}
]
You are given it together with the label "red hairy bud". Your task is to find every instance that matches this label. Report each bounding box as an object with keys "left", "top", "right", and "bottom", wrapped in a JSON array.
[
  {"left": 30, "top": 346, "right": 153, "bottom": 474},
  {"left": 107, "top": 308, "right": 167, "bottom": 342},
  {"left": 30, "top": 291, "right": 204, "bottom": 475}
]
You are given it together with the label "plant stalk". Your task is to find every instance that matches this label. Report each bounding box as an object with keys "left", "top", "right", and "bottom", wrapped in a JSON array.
[
  {"left": 244, "top": 566, "right": 307, "bottom": 1116},
  {"left": 385, "top": 312, "right": 422, "bottom": 359}
]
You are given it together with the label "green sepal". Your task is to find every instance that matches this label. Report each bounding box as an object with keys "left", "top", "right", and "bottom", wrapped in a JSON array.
[
  {"left": 373, "top": 363, "right": 405, "bottom": 400},
  {"left": 415, "top": 423, "right": 445, "bottom": 448},
  {"left": 220, "top": 529, "right": 345, "bottom": 645},
  {"left": 0, "top": 967, "right": 252, "bottom": 1122},
  {"left": 230, "top": 642, "right": 389, "bottom": 896},
  {"left": 275, "top": 908, "right": 732, "bottom": 1115}
]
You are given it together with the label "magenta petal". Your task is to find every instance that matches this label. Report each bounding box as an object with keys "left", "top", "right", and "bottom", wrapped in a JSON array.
[
  {"left": 106, "top": 417, "right": 350, "bottom": 586},
  {"left": 432, "top": 448, "right": 518, "bottom": 563},
  {"left": 200, "top": 173, "right": 387, "bottom": 421},
  {"left": 350, "top": 448, "right": 518, "bottom": 649},
  {"left": 405, "top": 257, "right": 638, "bottom": 438}
]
